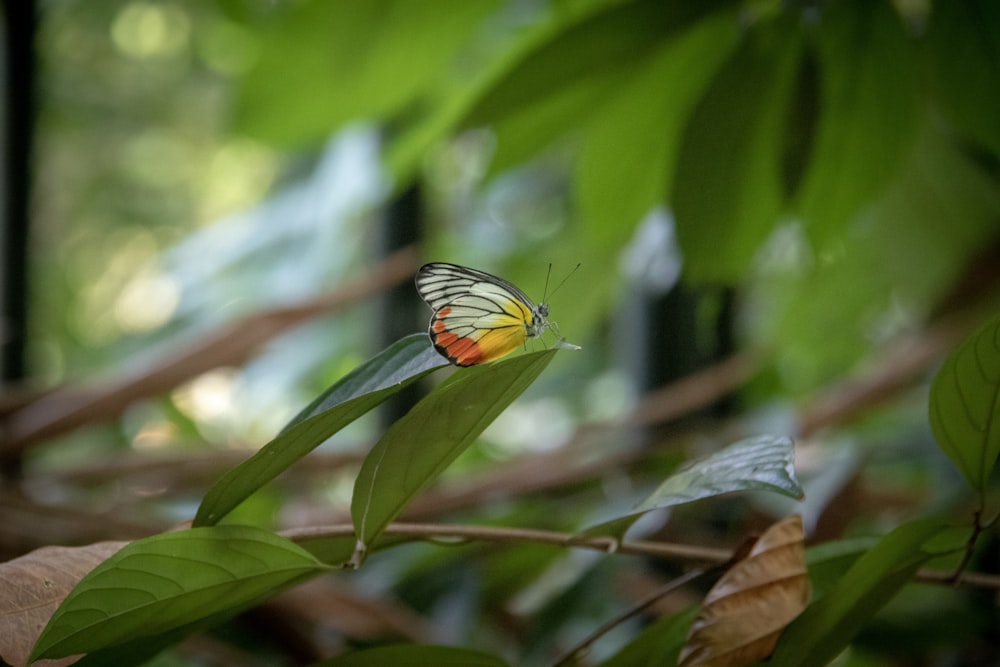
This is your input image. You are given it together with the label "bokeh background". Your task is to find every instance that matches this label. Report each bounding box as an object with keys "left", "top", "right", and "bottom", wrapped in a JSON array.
[{"left": 2, "top": 1, "right": 999, "bottom": 665}]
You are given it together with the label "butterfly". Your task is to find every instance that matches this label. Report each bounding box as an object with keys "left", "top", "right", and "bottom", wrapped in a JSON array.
[{"left": 415, "top": 262, "right": 554, "bottom": 366}]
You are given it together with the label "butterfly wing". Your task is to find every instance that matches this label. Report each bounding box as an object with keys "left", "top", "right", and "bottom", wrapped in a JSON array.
[{"left": 416, "top": 263, "right": 539, "bottom": 366}]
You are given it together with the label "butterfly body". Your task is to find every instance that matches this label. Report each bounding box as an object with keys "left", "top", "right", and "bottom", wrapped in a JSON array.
[{"left": 415, "top": 262, "right": 551, "bottom": 366}]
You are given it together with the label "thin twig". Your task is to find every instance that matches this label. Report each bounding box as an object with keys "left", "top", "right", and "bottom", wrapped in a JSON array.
[{"left": 550, "top": 568, "right": 710, "bottom": 667}]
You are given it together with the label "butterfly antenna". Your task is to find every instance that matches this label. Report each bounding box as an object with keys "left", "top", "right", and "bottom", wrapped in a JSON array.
[
  {"left": 542, "top": 263, "right": 554, "bottom": 303},
  {"left": 545, "top": 263, "right": 581, "bottom": 302}
]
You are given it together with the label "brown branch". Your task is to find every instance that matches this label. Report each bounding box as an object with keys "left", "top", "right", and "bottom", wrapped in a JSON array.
[
  {"left": 0, "top": 247, "right": 419, "bottom": 459},
  {"left": 797, "top": 309, "right": 984, "bottom": 438},
  {"left": 281, "top": 522, "right": 1000, "bottom": 592},
  {"left": 627, "top": 351, "right": 760, "bottom": 428}
]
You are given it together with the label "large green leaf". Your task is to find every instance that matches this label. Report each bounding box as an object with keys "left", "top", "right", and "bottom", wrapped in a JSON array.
[
  {"left": 462, "top": 0, "right": 733, "bottom": 174},
  {"left": 30, "top": 526, "right": 329, "bottom": 661},
  {"left": 464, "top": 0, "right": 727, "bottom": 128},
  {"left": 929, "top": 313, "right": 1000, "bottom": 493},
  {"left": 235, "top": 1, "right": 499, "bottom": 145},
  {"left": 671, "top": 15, "right": 802, "bottom": 282},
  {"left": 758, "top": 112, "right": 1000, "bottom": 392},
  {"left": 576, "top": 9, "right": 741, "bottom": 249},
  {"left": 584, "top": 436, "right": 802, "bottom": 537},
  {"left": 352, "top": 349, "right": 556, "bottom": 555},
  {"left": 795, "top": 0, "right": 918, "bottom": 248},
  {"left": 925, "top": 0, "right": 1000, "bottom": 157},
  {"left": 310, "top": 644, "right": 511, "bottom": 667},
  {"left": 769, "top": 519, "right": 968, "bottom": 667},
  {"left": 195, "top": 334, "right": 446, "bottom": 526}
]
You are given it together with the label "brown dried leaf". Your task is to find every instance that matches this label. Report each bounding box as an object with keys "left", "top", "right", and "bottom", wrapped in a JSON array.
[
  {"left": 678, "top": 515, "right": 811, "bottom": 667},
  {"left": 0, "top": 541, "right": 125, "bottom": 667}
]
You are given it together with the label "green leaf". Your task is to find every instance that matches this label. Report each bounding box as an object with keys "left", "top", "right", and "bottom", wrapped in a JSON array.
[
  {"left": 929, "top": 313, "right": 1000, "bottom": 493},
  {"left": 352, "top": 349, "right": 556, "bottom": 554},
  {"left": 597, "top": 607, "right": 699, "bottom": 667},
  {"left": 462, "top": 0, "right": 733, "bottom": 174},
  {"left": 30, "top": 526, "right": 329, "bottom": 661},
  {"left": 803, "top": 537, "right": 876, "bottom": 599},
  {"left": 671, "top": 15, "right": 802, "bottom": 282},
  {"left": 585, "top": 436, "right": 802, "bottom": 537},
  {"left": 576, "top": 9, "right": 741, "bottom": 248},
  {"left": 634, "top": 435, "right": 802, "bottom": 509},
  {"left": 795, "top": 0, "right": 918, "bottom": 248},
  {"left": 195, "top": 335, "right": 446, "bottom": 527},
  {"left": 70, "top": 601, "right": 280, "bottom": 667},
  {"left": 235, "top": 1, "right": 499, "bottom": 145},
  {"left": 465, "top": 1, "right": 724, "bottom": 128},
  {"left": 925, "top": 0, "right": 1000, "bottom": 157},
  {"left": 309, "top": 644, "right": 511, "bottom": 667},
  {"left": 762, "top": 112, "right": 1000, "bottom": 392},
  {"left": 769, "top": 519, "right": 966, "bottom": 667}
]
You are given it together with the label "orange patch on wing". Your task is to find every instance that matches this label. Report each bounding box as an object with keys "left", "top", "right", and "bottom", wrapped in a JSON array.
[
  {"left": 437, "top": 335, "right": 484, "bottom": 366},
  {"left": 436, "top": 331, "right": 459, "bottom": 346},
  {"left": 432, "top": 319, "right": 448, "bottom": 333}
]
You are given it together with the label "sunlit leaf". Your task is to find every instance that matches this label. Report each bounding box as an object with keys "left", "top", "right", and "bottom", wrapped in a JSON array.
[
  {"left": 768, "top": 519, "right": 968, "bottom": 667},
  {"left": 30, "top": 527, "right": 329, "bottom": 661},
  {"left": 465, "top": 1, "right": 724, "bottom": 127},
  {"left": 929, "top": 313, "right": 1000, "bottom": 493},
  {"left": 195, "top": 334, "right": 445, "bottom": 526},
  {"left": 576, "top": 9, "right": 741, "bottom": 249},
  {"left": 671, "top": 15, "right": 802, "bottom": 282},
  {"left": 310, "top": 644, "right": 511, "bottom": 667},
  {"left": 679, "top": 515, "right": 810, "bottom": 667},
  {"left": 352, "top": 349, "right": 556, "bottom": 556},
  {"left": 236, "top": 1, "right": 499, "bottom": 145},
  {"left": 0, "top": 542, "right": 125, "bottom": 667},
  {"left": 795, "top": 0, "right": 917, "bottom": 248},
  {"left": 462, "top": 0, "right": 733, "bottom": 174}
]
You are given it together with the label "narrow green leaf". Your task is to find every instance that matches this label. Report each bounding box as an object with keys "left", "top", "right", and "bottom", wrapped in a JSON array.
[
  {"left": 597, "top": 607, "right": 699, "bottom": 667},
  {"left": 195, "top": 335, "right": 446, "bottom": 526},
  {"left": 769, "top": 519, "right": 965, "bottom": 667},
  {"left": 584, "top": 436, "right": 802, "bottom": 537},
  {"left": 803, "top": 537, "right": 876, "bottom": 599},
  {"left": 31, "top": 526, "right": 329, "bottom": 661},
  {"left": 929, "top": 313, "right": 1000, "bottom": 493},
  {"left": 309, "top": 644, "right": 511, "bottom": 667},
  {"left": 925, "top": 0, "right": 1000, "bottom": 157},
  {"left": 671, "top": 15, "right": 802, "bottom": 282},
  {"left": 464, "top": 1, "right": 727, "bottom": 128},
  {"left": 795, "top": 0, "right": 918, "bottom": 248},
  {"left": 352, "top": 349, "right": 556, "bottom": 553},
  {"left": 576, "top": 9, "right": 741, "bottom": 248},
  {"left": 462, "top": 0, "right": 733, "bottom": 174}
]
